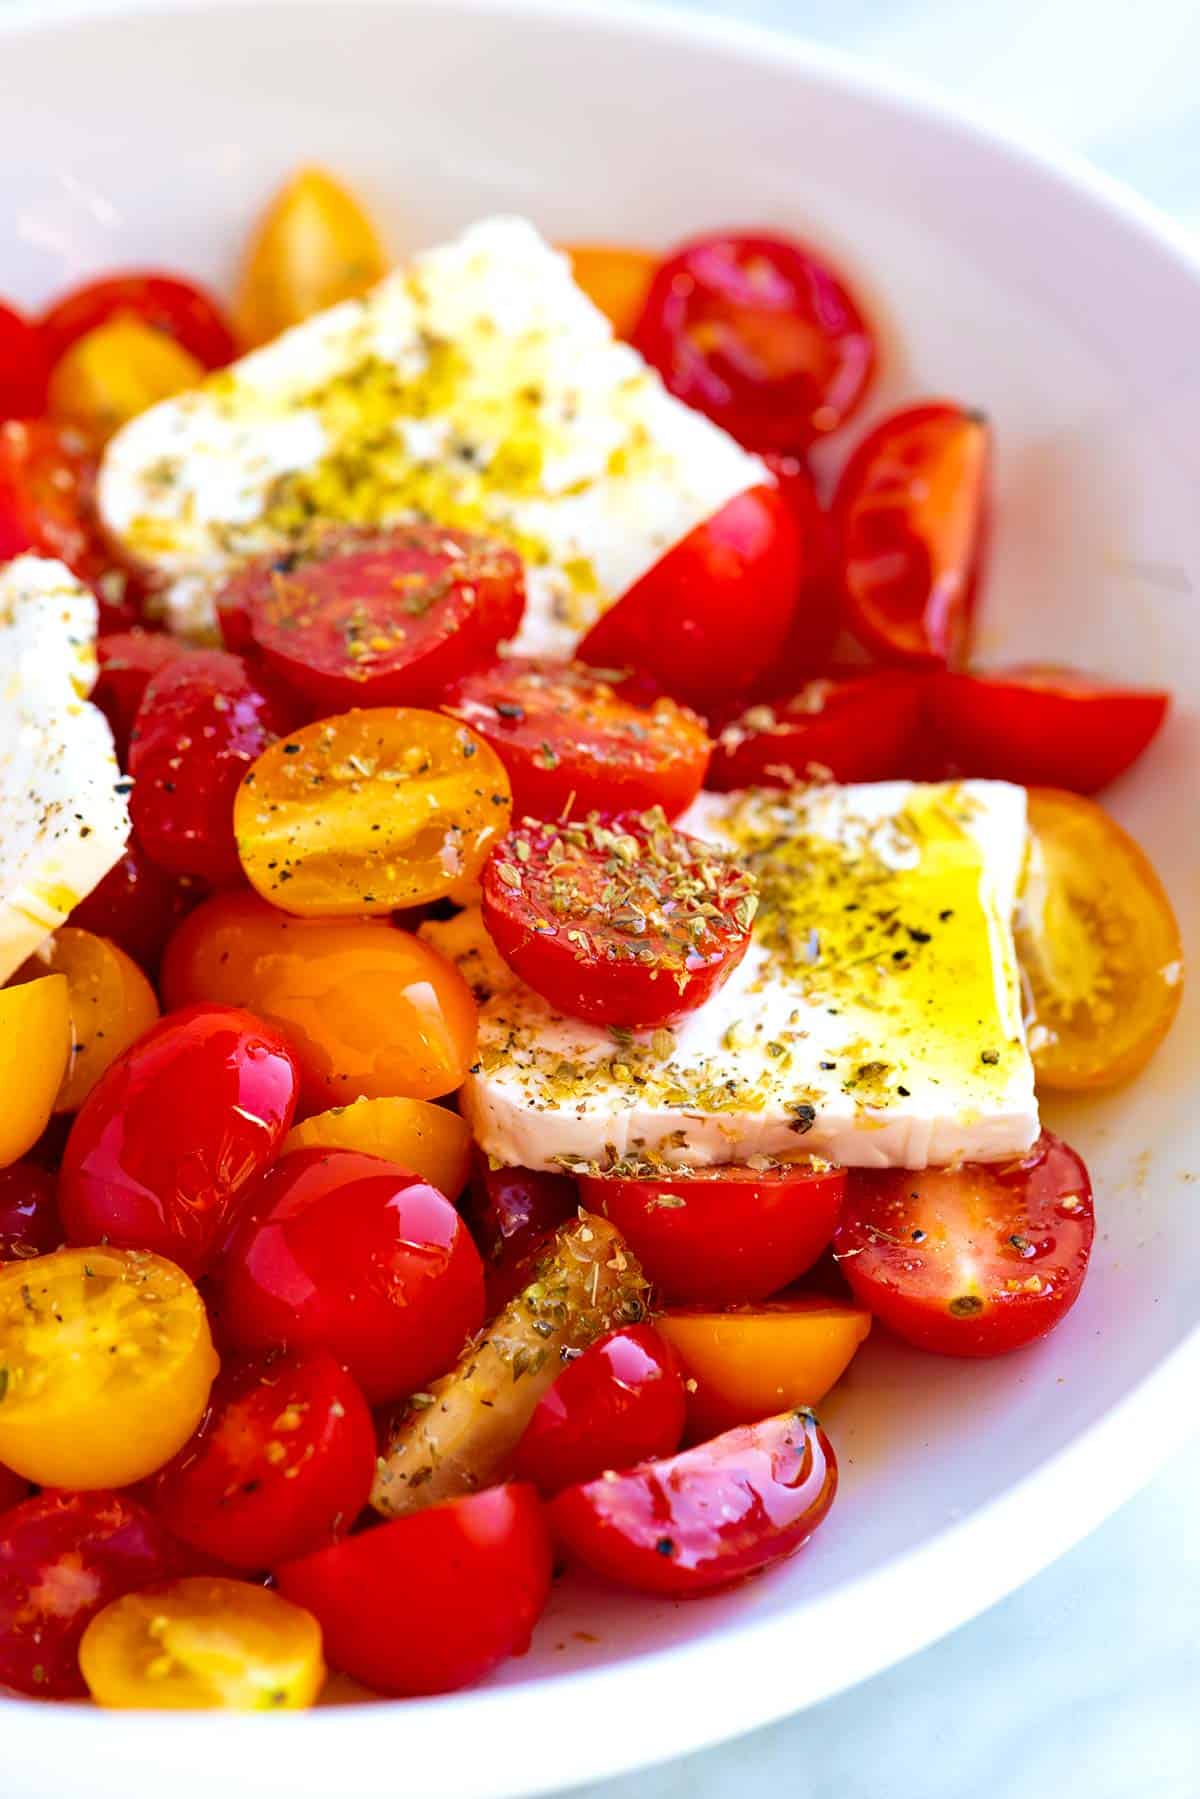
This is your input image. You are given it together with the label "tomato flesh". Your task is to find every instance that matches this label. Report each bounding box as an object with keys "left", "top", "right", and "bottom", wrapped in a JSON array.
[
  {"left": 710, "top": 668, "right": 928, "bottom": 788},
  {"left": 0, "top": 1159, "right": 61, "bottom": 1260},
  {"left": 93, "top": 630, "right": 184, "bottom": 762},
  {"left": 513, "top": 1324, "right": 686, "bottom": 1495},
  {"left": 40, "top": 270, "right": 235, "bottom": 370},
  {"left": 0, "top": 299, "right": 49, "bottom": 416}
]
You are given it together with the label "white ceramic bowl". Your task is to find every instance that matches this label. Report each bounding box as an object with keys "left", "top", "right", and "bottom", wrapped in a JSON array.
[{"left": 3, "top": 2, "right": 1199, "bottom": 1794}]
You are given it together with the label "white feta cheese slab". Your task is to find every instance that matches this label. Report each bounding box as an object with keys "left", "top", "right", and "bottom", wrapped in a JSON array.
[
  {"left": 426, "top": 781, "right": 1039, "bottom": 1173},
  {"left": 97, "top": 216, "right": 767, "bottom": 644},
  {"left": 0, "top": 556, "right": 132, "bottom": 981}
]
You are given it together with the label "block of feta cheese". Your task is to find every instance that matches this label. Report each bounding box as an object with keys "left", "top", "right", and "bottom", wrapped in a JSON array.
[
  {"left": 0, "top": 555, "right": 132, "bottom": 982},
  {"left": 97, "top": 216, "right": 767, "bottom": 646},
  {"left": 424, "top": 781, "right": 1039, "bottom": 1173}
]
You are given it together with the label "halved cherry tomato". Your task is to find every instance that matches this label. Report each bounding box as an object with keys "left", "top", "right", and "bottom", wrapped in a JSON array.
[
  {"left": 512, "top": 1324, "right": 685, "bottom": 1495},
  {"left": 0, "top": 974, "right": 71, "bottom": 1168},
  {"left": 1017, "top": 789, "right": 1183, "bottom": 1088},
  {"left": 69, "top": 834, "right": 201, "bottom": 972},
  {"left": 833, "top": 1130, "right": 1095, "bottom": 1356},
  {"left": 930, "top": 665, "right": 1169, "bottom": 794},
  {"left": 283, "top": 1096, "right": 472, "bottom": 1199},
  {"left": 216, "top": 1148, "right": 484, "bottom": 1405},
  {"left": 550, "top": 1408, "right": 836, "bottom": 1596},
  {"left": 150, "top": 1349, "right": 376, "bottom": 1570},
  {"left": 0, "top": 1246, "right": 218, "bottom": 1487},
  {"left": 216, "top": 526, "right": 525, "bottom": 712},
  {"left": 40, "top": 270, "right": 236, "bottom": 371},
  {"left": 565, "top": 244, "right": 658, "bottom": 338},
  {"left": 161, "top": 891, "right": 478, "bottom": 1109},
  {"left": 59, "top": 1003, "right": 299, "bottom": 1276},
  {"left": 756, "top": 451, "right": 841, "bottom": 685},
  {"left": 835, "top": 401, "right": 990, "bottom": 667},
  {"left": 657, "top": 1299, "right": 871, "bottom": 1439},
  {"left": 15, "top": 927, "right": 159, "bottom": 1112},
  {"left": 460, "top": 1156, "right": 579, "bottom": 1312},
  {"left": 445, "top": 657, "right": 711, "bottom": 822},
  {"left": 80, "top": 1577, "right": 325, "bottom": 1710},
  {"left": 47, "top": 316, "right": 204, "bottom": 443},
  {"left": 482, "top": 810, "right": 756, "bottom": 1028},
  {"left": 129, "top": 649, "right": 298, "bottom": 883},
  {"left": 709, "top": 669, "right": 928, "bottom": 789},
  {"left": 0, "top": 299, "right": 49, "bottom": 416},
  {"left": 631, "top": 231, "right": 874, "bottom": 452},
  {"left": 0, "top": 1490, "right": 180, "bottom": 1698},
  {"left": 0, "top": 420, "right": 140, "bottom": 629},
  {"left": 0, "top": 1159, "right": 61, "bottom": 1260},
  {"left": 581, "top": 1161, "right": 845, "bottom": 1305},
  {"left": 276, "top": 1483, "right": 551, "bottom": 1696},
  {"left": 93, "top": 630, "right": 184, "bottom": 762},
  {"left": 235, "top": 166, "right": 389, "bottom": 349},
  {"left": 579, "top": 484, "right": 801, "bottom": 711},
  {"left": 234, "top": 708, "right": 511, "bottom": 916}
]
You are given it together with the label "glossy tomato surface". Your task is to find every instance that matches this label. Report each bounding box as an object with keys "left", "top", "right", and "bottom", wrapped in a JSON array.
[
  {"left": 69, "top": 835, "right": 202, "bottom": 972},
  {"left": 40, "top": 270, "right": 235, "bottom": 370},
  {"left": 276, "top": 1484, "right": 552, "bottom": 1696},
  {"left": 0, "top": 419, "right": 138, "bottom": 629},
  {"left": 235, "top": 166, "right": 388, "bottom": 347},
  {"left": 93, "top": 630, "right": 184, "bottom": 762},
  {"left": 0, "top": 299, "right": 49, "bottom": 416},
  {"left": 710, "top": 669, "right": 929, "bottom": 788},
  {"left": 513, "top": 1324, "right": 686, "bottom": 1495},
  {"left": 0, "top": 1159, "right": 61, "bottom": 1260},
  {"left": 755, "top": 451, "right": 841, "bottom": 684},
  {"left": 59, "top": 1003, "right": 300, "bottom": 1276},
  {"left": 216, "top": 1148, "right": 484, "bottom": 1404},
  {"left": 460, "top": 1155, "right": 579, "bottom": 1309},
  {"left": 658, "top": 1299, "right": 871, "bottom": 1439}
]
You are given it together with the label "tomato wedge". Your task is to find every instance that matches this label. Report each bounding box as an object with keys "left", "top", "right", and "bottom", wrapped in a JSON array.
[
  {"left": 833, "top": 1131, "right": 1095, "bottom": 1356},
  {"left": 550, "top": 1408, "right": 837, "bottom": 1596},
  {"left": 445, "top": 657, "right": 711, "bottom": 822},
  {"left": 580, "top": 1161, "right": 845, "bottom": 1304},
  {"left": 566, "top": 244, "right": 658, "bottom": 338},
  {"left": 459, "top": 1155, "right": 578, "bottom": 1311},
  {"left": 481, "top": 810, "right": 757, "bottom": 1027},
  {"left": 1016, "top": 788, "right": 1183, "bottom": 1088},
  {"left": 0, "top": 299, "right": 49, "bottom": 416},
  {"left": 835, "top": 402, "right": 989, "bottom": 666},
  {"left": 709, "top": 668, "right": 928, "bottom": 788},
  {"left": 930, "top": 665, "right": 1169, "bottom": 793},
  {"left": 40, "top": 270, "right": 235, "bottom": 371},
  {"left": 512, "top": 1324, "right": 686, "bottom": 1495},
  {"left": 93, "top": 630, "right": 184, "bottom": 762},
  {"left": 756, "top": 451, "right": 841, "bottom": 685},
  {"left": 0, "top": 420, "right": 139, "bottom": 630},
  {"left": 215, "top": 526, "right": 526, "bottom": 711}
]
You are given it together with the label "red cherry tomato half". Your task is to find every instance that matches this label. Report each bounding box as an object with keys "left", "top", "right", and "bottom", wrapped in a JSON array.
[
  {"left": 550, "top": 1407, "right": 837, "bottom": 1596},
  {"left": 93, "top": 630, "right": 184, "bottom": 763},
  {"left": 581, "top": 1161, "right": 846, "bottom": 1306},
  {"left": 513, "top": 1324, "right": 686, "bottom": 1496},
  {"left": 709, "top": 668, "right": 929, "bottom": 789},
  {"left": 460, "top": 1155, "right": 579, "bottom": 1312},
  {"left": 40, "top": 271, "right": 236, "bottom": 371},
  {"left": 445, "top": 658, "right": 711, "bottom": 823},
  {"left": 59, "top": 1003, "right": 300, "bottom": 1278},
  {"left": 276, "top": 1483, "right": 552, "bottom": 1696},
  {"left": 216, "top": 526, "right": 526, "bottom": 713},
  {"left": 0, "top": 300, "right": 50, "bottom": 417},
  {"left": 835, "top": 401, "right": 990, "bottom": 667},
  {"left": 833, "top": 1130, "right": 1095, "bottom": 1357},
  {"left": 0, "top": 1159, "right": 61, "bottom": 1261},
  {"left": 69, "top": 835, "right": 202, "bottom": 973},
  {"left": 929, "top": 665, "right": 1170, "bottom": 794},
  {"left": 0, "top": 1489, "right": 179, "bottom": 1698},
  {"left": 0, "top": 1462, "right": 28, "bottom": 1513},
  {"left": 631, "top": 231, "right": 875, "bottom": 452},
  {"left": 756, "top": 452, "right": 841, "bottom": 686},
  {"left": 150, "top": 1348, "right": 376, "bottom": 1571},
  {"left": 481, "top": 811, "right": 757, "bottom": 1028},
  {"left": 128, "top": 648, "right": 297, "bottom": 882},
  {"left": 216, "top": 1148, "right": 484, "bottom": 1405},
  {"left": 579, "top": 484, "right": 802, "bottom": 711},
  {"left": 0, "top": 419, "right": 135, "bottom": 624}
]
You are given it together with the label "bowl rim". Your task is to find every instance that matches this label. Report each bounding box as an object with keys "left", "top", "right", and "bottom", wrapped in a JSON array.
[{"left": 2, "top": 0, "right": 1199, "bottom": 1791}]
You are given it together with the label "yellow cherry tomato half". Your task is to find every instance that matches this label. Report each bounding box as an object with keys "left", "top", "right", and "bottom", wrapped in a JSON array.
[
  {"left": 235, "top": 708, "right": 511, "bottom": 916},
  {"left": 235, "top": 165, "right": 389, "bottom": 348},
  {"left": 15, "top": 927, "right": 159, "bottom": 1112},
  {"left": 47, "top": 314, "right": 204, "bottom": 442},
  {"left": 1016, "top": 788, "right": 1184, "bottom": 1089},
  {"left": 565, "top": 245, "right": 659, "bottom": 338},
  {"left": 0, "top": 1246, "right": 218, "bottom": 1488},
  {"left": 0, "top": 974, "right": 71, "bottom": 1167},
  {"left": 283, "top": 1095, "right": 472, "bottom": 1197},
  {"left": 80, "top": 1577, "right": 325, "bottom": 1711}
]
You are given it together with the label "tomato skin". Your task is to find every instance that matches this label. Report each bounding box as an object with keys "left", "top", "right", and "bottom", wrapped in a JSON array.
[
  {"left": 579, "top": 485, "right": 802, "bottom": 711},
  {"left": 216, "top": 1148, "right": 484, "bottom": 1405},
  {"left": 833, "top": 1131, "right": 1095, "bottom": 1357},
  {"left": 0, "top": 1489, "right": 180, "bottom": 1698},
  {"left": 445, "top": 657, "right": 712, "bottom": 823},
  {"left": 0, "top": 1159, "right": 61, "bottom": 1260},
  {"left": 0, "top": 1462, "right": 28, "bottom": 1512},
  {"left": 93, "top": 630, "right": 184, "bottom": 763},
  {"left": 40, "top": 271, "right": 236, "bottom": 371},
  {"left": 0, "top": 300, "right": 49, "bottom": 416},
  {"left": 929, "top": 666, "right": 1169, "bottom": 794},
  {"left": 129, "top": 649, "right": 298, "bottom": 883},
  {"left": 755, "top": 452, "right": 841, "bottom": 686},
  {"left": 550, "top": 1408, "right": 837, "bottom": 1597},
  {"left": 0, "top": 419, "right": 141, "bottom": 630},
  {"left": 709, "top": 668, "right": 929, "bottom": 788},
  {"left": 566, "top": 245, "right": 658, "bottom": 338},
  {"left": 235, "top": 166, "right": 389, "bottom": 348},
  {"left": 69, "top": 835, "right": 201, "bottom": 973},
  {"left": 460, "top": 1156, "right": 579, "bottom": 1312},
  {"left": 276, "top": 1483, "right": 552, "bottom": 1696},
  {"left": 150, "top": 1349, "right": 376, "bottom": 1571},
  {"left": 513, "top": 1325, "right": 686, "bottom": 1495},
  {"left": 59, "top": 1003, "right": 300, "bottom": 1278}
]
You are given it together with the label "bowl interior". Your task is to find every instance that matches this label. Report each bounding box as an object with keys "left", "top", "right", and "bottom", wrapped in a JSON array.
[{"left": 2, "top": 3, "right": 1199, "bottom": 1794}]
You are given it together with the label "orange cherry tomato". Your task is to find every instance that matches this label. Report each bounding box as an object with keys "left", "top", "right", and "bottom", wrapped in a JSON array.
[
  {"left": 79, "top": 1577, "right": 325, "bottom": 1711},
  {"left": 565, "top": 245, "right": 658, "bottom": 338},
  {"left": 46, "top": 315, "right": 204, "bottom": 443},
  {"left": 0, "top": 1246, "right": 217, "bottom": 1488},
  {"left": 283, "top": 1095, "right": 472, "bottom": 1198},
  {"left": 14, "top": 928, "right": 159, "bottom": 1112},
  {"left": 656, "top": 1298, "right": 872, "bottom": 1440},
  {"left": 0, "top": 974, "right": 71, "bottom": 1168},
  {"left": 235, "top": 708, "right": 511, "bottom": 917},
  {"left": 1016, "top": 789, "right": 1183, "bottom": 1089},
  {"left": 160, "top": 889, "right": 477, "bottom": 1110},
  {"left": 235, "top": 166, "right": 389, "bottom": 348}
]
